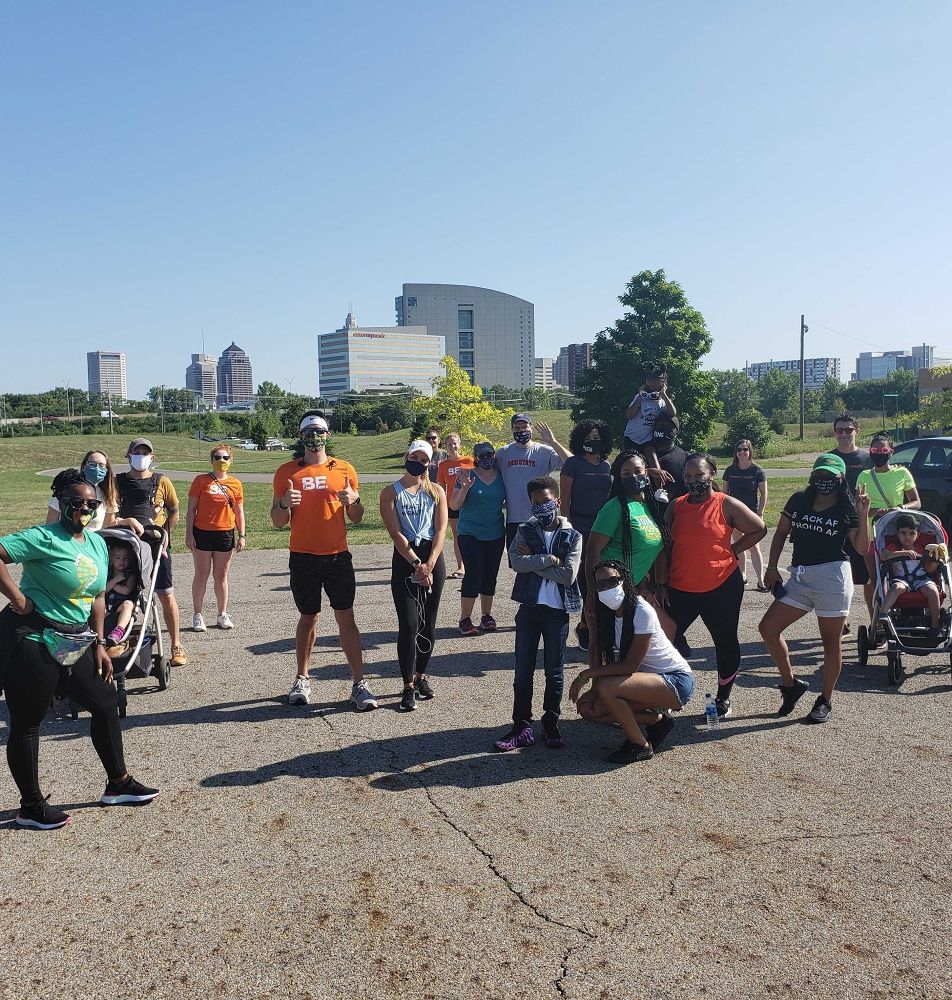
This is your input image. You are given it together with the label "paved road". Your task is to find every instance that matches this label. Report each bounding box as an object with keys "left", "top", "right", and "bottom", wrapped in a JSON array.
[{"left": 3, "top": 545, "right": 951, "bottom": 999}]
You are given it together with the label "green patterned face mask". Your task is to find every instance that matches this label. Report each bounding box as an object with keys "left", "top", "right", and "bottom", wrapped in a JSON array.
[{"left": 42, "top": 628, "right": 97, "bottom": 666}]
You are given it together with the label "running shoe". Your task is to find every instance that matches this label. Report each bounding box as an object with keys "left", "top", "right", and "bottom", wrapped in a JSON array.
[
  {"left": 170, "top": 644, "right": 189, "bottom": 667},
  {"left": 805, "top": 696, "right": 832, "bottom": 724},
  {"left": 607, "top": 739, "right": 654, "bottom": 764},
  {"left": 491, "top": 723, "right": 535, "bottom": 752},
  {"left": 217, "top": 613, "right": 234, "bottom": 630},
  {"left": 15, "top": 796, "right": 71, "bottom": 830},
  {"left": 350, "top": 681, "right": 379, "bottom": 712},
  {"left": 398, "top": 687, "right": 417, "bottom": 712},
  {"left": 479, "top": 614, "right": 498, "bottom": 632},
  {"left": 776, "top": 677, "right": 810, "bottom": 717},
  {"left": 542, "top": 718, "right": 564, "bottom": 748},
  {"left": 288, "top": 675, "right": 311, "bottom": 705},
  {"left": 414, "top": 675, "right": 435, "bottom": 700},
  {"left": 459, "top": 617, "right": 480, "bottom": 637},
  {"left": 100, "top": 776, "right": 160, "bottom": 806},
  {"left": 715, "top": 697, "right": 732, "bottom": 719},
  {"left": 192, "top": 613, "right": 207, "bottom": 633},
  {"left": 575, "top": 623, "right": 589, "bottom": 652},
  {"left": 645, "top": 715, "right": 675, "bottom": 752}
]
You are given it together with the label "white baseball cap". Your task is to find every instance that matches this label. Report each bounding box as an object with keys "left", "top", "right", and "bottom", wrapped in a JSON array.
[
  {"left": 408, "top": 439, "right": 433, "bottom": 460},
  {"left": 299, "top": 414, "right": 329, "bottom": 433}
]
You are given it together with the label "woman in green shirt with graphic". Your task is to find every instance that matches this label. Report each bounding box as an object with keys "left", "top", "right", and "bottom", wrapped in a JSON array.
[
  {"left": 0, "top": 470, "right": 159, "bottom": 830},
  {"left": 856, "top": 433, "right": 921, "bottom": 617}
]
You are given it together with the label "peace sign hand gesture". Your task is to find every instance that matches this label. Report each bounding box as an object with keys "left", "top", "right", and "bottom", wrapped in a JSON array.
[{"left": 856, "top": 483, "right": 871, "bottom": 518}]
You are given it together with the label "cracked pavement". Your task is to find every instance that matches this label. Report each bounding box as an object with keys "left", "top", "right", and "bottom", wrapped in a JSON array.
[{"left": 2, "top": 544, "right": 952, "bottom": 1000}]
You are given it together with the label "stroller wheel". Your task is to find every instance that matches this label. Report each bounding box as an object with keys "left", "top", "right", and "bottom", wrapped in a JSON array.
[
  {"left": 857, "top": 625, "right": 869, "bottom": 666},
  {"left": 118, "top": 687, "right": 128, "bottom": 719},
  {"left": 886, "top": 650, "right": 905, "bottom": 687},
  {"left": 157, "top": 656, "right": 171, "bottom": 692}
]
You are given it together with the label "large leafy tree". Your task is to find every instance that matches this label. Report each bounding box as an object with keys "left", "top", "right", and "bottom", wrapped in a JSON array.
[
  {"left": 412, "top": 356, "right": 512, "bottom": 448},
  {"left": 710, "top": 369, "right": 760, "bottom": 421},
  {"left": 754, "top": 369, "right": 798, "bottom": 419},
  {"left": 572, "top": 269, "right": 718, "bottom": 450}
]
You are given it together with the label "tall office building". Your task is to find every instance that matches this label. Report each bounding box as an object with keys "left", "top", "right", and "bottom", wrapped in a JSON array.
[
  {"left": 534, "top": 357, "right": 555, "bottom": 390},
  {"left": 318, "top": 312, "right": 445, "bottom": 398},
  {"left": 185, "top": 353, "right": 218, "bottom": 409},
  {"left": 852, "top": 346, "right": 947, "bottom": 381},
  {"left": 217, "top": 343, "right": 254, "bottom": 405},
  {"left": 395, "top": 283, "right": 534, "bottom": 389},
  {"left": 86, "top": 351, "right": 127, "bottom": 401},
  {"left": 552, "top": 342, "right": 592, "bottom": 391},
  {"left": 746, "top": 357, "right": 841, "bottom": 391}
]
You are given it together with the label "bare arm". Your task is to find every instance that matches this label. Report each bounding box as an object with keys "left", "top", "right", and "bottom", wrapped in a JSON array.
[
  {"left": 903, "top": 486, "right": 921, "bottom": 510},
  {"left": 427, "top": 487, "right": 448, "bottom": 566},
  {"left": 757, "top": 477, "right": 768, "bottom": 516},
  {"left": 379, "top": 485, "right": 418, "bottom": 564},
  {"left": 559, "top": 473, "right": 574, "bottom": 518},
  {"left": 0, "top": 543, "right": 32, "bottom": 615},
  {"left": 659, "top": 386, "right": 677, "bottom": 418},
  {"left": 626, "top": 393, "right": 643, "bottom": 420},
  {"left": 449, "top": 474, "right": 474, "bottom": 511},
  {"left": 185, "top": 496, "right": 198, "bottom": 549},
  {"left": 723, "top": 495, "right": 767, "bottom": 555},
  {"left": 271, "top": 479, "right": 299, "bottom": 529}
]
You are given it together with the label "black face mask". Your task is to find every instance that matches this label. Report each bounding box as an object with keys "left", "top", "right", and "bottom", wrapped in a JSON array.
[
  {"left": 582, "top": 440, "right": 602, "bottom": 454},
  {"left": 812, "top": 477, "right": 839, "bottom": 495},
  {"left": 685, "top": 479, "right": 713, "bottom": 497},
  {"left": 405, "top": 460, "right": 428, "bottom": 477},
  {"left": 653, "top": 430, "right": 676, "bottom": 442},
  {"left": 621, "top": 474, "right": 650, "bottom": 495}
]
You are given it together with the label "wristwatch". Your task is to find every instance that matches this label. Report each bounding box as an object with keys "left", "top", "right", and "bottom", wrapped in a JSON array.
[
  {"left": 411, "top": 557, "right": 422, "bottom": 567},
  {"left": 278, "top": 499, "right": 289, "bottom": 511},
  {"left": 96, "top": 638, "right": 108, "bottom": 647}
]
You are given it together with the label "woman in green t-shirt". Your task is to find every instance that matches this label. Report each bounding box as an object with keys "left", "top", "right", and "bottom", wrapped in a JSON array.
[{"left": 0, "top": 469, "right": 159, "bottom": 831}]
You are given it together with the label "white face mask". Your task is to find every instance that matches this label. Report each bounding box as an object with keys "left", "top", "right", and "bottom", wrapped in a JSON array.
[
  {"left": 597, "top": 583, "right": 625, "bottom": 610},
  {"left": 129, "top": 454, "right": 152, "bottom": 472}
]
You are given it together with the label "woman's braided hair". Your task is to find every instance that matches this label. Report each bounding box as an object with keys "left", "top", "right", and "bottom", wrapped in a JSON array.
[
  {"left": 50, "top": 468, "right": 88, "bottom": 501},
  {"left": 591, "top": 559, "right": 637, "bottom": 666},
  {"left": 607, "top": 449, "right": 673, "bottom": 569}
]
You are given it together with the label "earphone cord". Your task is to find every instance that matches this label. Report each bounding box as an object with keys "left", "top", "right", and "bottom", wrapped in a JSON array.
[{"left": 405, "top": 573, "right": 432, "bottom": 656}]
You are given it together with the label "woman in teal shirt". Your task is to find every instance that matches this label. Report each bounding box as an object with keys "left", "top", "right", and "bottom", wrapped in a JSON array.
[{"left": 0, "top": 469, "right": 159, "bottom": 830}]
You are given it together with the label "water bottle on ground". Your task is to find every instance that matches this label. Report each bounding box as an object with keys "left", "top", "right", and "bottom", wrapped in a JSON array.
[{"left": 704, "top": 693, "right": 720, "bottom": 730}]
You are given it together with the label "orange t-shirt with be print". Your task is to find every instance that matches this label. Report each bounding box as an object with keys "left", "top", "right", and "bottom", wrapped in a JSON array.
[
  {"left": 437, "top": 456, "right": 474, "bottom": 494},
  {"left": 273, "top": 458, "right": 359, "bottom": 556}
]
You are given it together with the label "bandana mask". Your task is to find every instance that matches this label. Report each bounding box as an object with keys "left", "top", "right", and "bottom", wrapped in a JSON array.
[
  {"left": 621, "top": 474, "right": 650, "bottom": 495},
  {"left": 531, "top": 499, "right": 559, "bottom": 529},
  {"left": 685, "top": 479, "right": 713, "bottom": 497},
  {"left": 513, "top": 429, "right": 531, "bottom": 445},
  {"left": 476, "top": 454, "right": 496, "bottom": 470},
  {"left": 301, "top": 430, "right": 328, "bottom": 451}
]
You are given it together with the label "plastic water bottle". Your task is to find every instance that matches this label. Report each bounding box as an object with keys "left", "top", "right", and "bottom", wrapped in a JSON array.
[{"left": 704, "top": 693, "right": 720, "bottom": 730}]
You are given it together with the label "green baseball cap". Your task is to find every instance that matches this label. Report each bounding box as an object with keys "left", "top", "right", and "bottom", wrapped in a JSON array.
[{"left": 812, "top": 453, "right": 846, "bottom": 477}]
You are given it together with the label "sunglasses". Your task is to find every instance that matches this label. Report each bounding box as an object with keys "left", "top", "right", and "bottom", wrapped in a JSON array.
[
  {"left": 212, "top": 454, "right": 230, "bottom": 460},
  {"left": 835, "top": 427, "right": 857, "bottom": 434},
  {"left": 66, "top": 498, "right": 102, "bottom": 512},
  {"left": 595, "top": 577, "right": 624, "bottom": 591},
  {"left": 426, "top": 436, "right": 439, "bottom": 441}
]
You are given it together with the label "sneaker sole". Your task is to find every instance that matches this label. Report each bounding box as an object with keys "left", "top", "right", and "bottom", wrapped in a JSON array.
[
  {"left": 288, "top": 696, "right": 310, "bottom": 706},
  {"left": 15, "top": 814, "right": 72, "bottom": 830},
  {"left": 100, "top": 791, "right": 160, "bottom": 806},
  {"left": 397, "top": 703, "right": 417, "bottom": 712},
  {"left": 351, "top": 701, "right": 379, "bottom": 711}
]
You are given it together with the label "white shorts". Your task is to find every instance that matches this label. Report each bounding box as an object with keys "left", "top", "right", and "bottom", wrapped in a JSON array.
[{"left": 779, "top": 561, "right": 853, "bottom": 618}]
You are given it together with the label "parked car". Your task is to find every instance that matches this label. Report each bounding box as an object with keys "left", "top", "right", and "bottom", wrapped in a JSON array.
[
  {"left": 265, "top": 438, "right": 287, "bottom": 451},
  {"left": 238, "top": 439, "right": 258, "bottom": 450},
  {"left": 886, "top": 436, "right": 952, "bottom": 530}
]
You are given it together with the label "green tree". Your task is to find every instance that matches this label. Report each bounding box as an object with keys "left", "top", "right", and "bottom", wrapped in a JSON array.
[
  {"left": 724, "top": 409, "right": 773, "bottom": 452},
  {"left": 249, "top": 410, "right": 281, "bottom": 449},
  {"left": 572, "top": 269, "right": 718, "bottom": 450},
  {"left": 412, "top": 356, "right": 512, "bottom": 448},
  {"left": 914, "top": 365, "right": 952, "bottom": 432},
  {"left": 755, "top": 369, "right": 798, "bottom": 418},
  {"left": 256, "top": 381, "right": 287, "bottom": 413},
  {"left": 147, "top": 386, "right": 197, "bottom": 413},
  {"left": 710, "top": 369, "right": 759, "bottom": 420}
]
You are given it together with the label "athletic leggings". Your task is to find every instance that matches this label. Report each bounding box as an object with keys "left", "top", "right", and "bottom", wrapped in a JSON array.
[
  {"left": 390, "top": 539, "right": 446, "bottom": 684},
  {"left": 668, "top": 567, "right": 744, "bottom": 701},
  {"left": 4, "top": 638, "right": 126, "bottom": 807}
]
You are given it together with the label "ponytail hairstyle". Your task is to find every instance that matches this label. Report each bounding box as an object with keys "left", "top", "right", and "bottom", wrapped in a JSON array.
[
  {"left": 591, "top": 559, "right": 637, "bottom": 667},
  {"left": 51, "top": 468, "right": 88, "bottom": 502},
  {"left": 406, "top": 445, "right": 439, "bottom": 502},
  {"left": 608, "top": 450, "right": 673, "bottom": 567}
]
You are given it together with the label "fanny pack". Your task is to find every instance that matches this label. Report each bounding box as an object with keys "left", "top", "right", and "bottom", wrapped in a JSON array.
[{"left": 41, "top": 627, "right": 98, "bottom": 666}]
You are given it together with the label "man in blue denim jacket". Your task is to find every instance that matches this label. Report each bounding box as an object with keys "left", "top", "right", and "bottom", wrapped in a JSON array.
[{"left": 492, "top": 476, "right": 582, "bottom": 753}]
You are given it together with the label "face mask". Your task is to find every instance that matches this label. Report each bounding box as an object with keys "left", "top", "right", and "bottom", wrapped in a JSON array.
[
  {"left": 597, "top": 583, "right": 626, "bottom": 610},
  {"left": 83, "top": 463, "right": 107, "bottom": 485},
  {"left": 582, "top": 440, "right": 601, "bottom": 454},
  {"left": 531, "top": 499, "right": 559, "bottom": 529},
  {"left": 685, "top": 479, "right": 713, "bottom": 496},
  {"left": 870, "top": 449, "right": 891, "bottom": 466},
  {"left": 621, "top": 474, "right": 650, "bottom": 495},
  {"left": 212, "top": 459, "right": 232, "bottom": 473},
  {"left": 405, "top": 459, "right": 428, "bottom": 477},
  {"left": 812, "top": 477, "right": 839, "bottom": 494},
  {"left": 129, "top": 454, "right": 152, "bottom": 472},
  {"left": 301, "top": 431, "right": 328, "bottom": 451},
  {"left": 60, "top": 501, "right": 93, "bottom": 534},
  {"left": 653, "top": 430, "right": 675, "bottom": 442},
  {"left": 476, "top": 454, "right": 496, "bottom": 470},
  {"left": 513, "top": 429, "right": 531, "bottom": 445}
]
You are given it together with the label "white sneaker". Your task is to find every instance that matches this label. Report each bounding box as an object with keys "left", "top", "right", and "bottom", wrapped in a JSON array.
[
  {"left": 350, "top": 681, "right": 378, "bottom": 712},
  {"left": 217, "top": 613, "right": 234, "bottom": 630},
  {"left": 192, "top": 613, "right": 207, "bottom": 633},
  {"left": 654, "top": 488, "right": 670, "bottom": 503},
  {"left": 288, "top": 675, "right": 311, "bottom": 706}
]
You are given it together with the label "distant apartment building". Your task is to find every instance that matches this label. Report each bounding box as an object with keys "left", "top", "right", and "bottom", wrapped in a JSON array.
[
  {"left": 852, "top": 346, "right": 947, "bottom": 381},
  {"left": 217, "top": 343, "right": 254, "bottom": 406},
  {"left": 185, "top": 353, "right": 218, "bottom": 409},
  {"left": 552, "top": 342, "right": 592, "bottom": 391},
  {"left": 318, "top": 312, "right": 445, "bottom": 398},
  {"left": 87, "top": 350, "right": 127, "bottom": 401},
  {"left": 395, "top": 283, "right": 534, "bottom": 389},
  {"left": 745, "top": 357, "right": 841, "bottom": 391},
  {"left": 534, "top": 357, "right": 556, "bottom": 390}
]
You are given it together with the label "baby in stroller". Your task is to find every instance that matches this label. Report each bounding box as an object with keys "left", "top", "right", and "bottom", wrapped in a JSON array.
[
  {"left": 104, "top": 541, "right": 140, "bottom": 656},
  {"left": 878, "top": 512, "right": 946, "bottom": 635}
]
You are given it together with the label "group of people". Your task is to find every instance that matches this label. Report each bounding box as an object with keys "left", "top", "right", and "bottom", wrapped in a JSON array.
[{"left": 0, "top": 380, "right": 931, "bottom": 826}]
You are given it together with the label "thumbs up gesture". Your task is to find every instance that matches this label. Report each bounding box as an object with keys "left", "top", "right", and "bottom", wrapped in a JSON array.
[
  {"left": 338, "top": 474, "right": 358, "bottom": 507},
  {"left": 283, "top": 478, "right": 302, "bottom": 510}
]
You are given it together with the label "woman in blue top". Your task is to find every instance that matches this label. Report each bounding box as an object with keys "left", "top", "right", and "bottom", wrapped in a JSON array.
[
  {"left": 450, "top": 441, "right": 507, "bottom": 636},
  {"left": 380, "top": 440, "right": 449, "bottom": 712},
  {"left": 0, "top": 470, "right": 159, "bottom": 830}
]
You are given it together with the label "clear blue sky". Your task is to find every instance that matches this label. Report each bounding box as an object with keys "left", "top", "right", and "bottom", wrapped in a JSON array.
[{"left": 2, "top": 1, "right": 950, "bottom": 398}]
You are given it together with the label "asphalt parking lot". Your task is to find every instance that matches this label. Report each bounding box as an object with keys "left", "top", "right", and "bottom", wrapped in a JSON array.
[{"left": 2, "top": 543, "right": 952, "bottom": 1000}]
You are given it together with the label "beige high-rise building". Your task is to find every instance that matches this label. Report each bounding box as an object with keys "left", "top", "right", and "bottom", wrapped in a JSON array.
[{"left": 87, "top": 350, "right": 127, "bottom": 401}]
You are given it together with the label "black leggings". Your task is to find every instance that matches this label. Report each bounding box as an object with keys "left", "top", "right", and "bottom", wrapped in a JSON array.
[
  {"left": 390, "top": 540, "right": 446, "bottom": 684},
  {"left": 457, "top": 534, "right": 505, "bottom": 599},
  {"left": 668, "top": 567, "right": 744, "bottom": 701},
  {"left": 4, "top": 638, "right": 126, "bottom": 807}
]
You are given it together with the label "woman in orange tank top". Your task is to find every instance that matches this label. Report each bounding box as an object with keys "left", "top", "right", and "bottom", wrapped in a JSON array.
[{"left": 660, "top": 454, "right": 766, "bottom": 719}]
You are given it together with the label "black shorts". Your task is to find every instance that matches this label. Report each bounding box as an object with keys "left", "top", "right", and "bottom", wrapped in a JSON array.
[
  {"left": 155, "top": 550, "right": 174, "bottom": 595},
  {"left": 448, "top": 507, "right": 459, "bottom": 521},
  {"left": 193, "top": 526, "right": 235, "bottom": 552},
  {"left": 289, "top": 551, "right": 356, "bottom": 615},
  {"left": 846, "top": 538, "right": 870, "bottom": 585}
]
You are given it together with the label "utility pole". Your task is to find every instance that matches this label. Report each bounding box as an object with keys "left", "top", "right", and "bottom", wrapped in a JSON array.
[
  {"left": 160, "top": 384, "right": 166, "bottom": 435},
  {"left": 799, "top": 314, "right": 808, "bottom": 441},
  {"left": 107, "top": 388, "right": 114, "bottom": 435}
]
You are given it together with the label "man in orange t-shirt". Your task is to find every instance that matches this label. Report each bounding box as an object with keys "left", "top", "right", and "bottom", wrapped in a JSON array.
[
  {"left": 271, "top": 412, "right": 377, "bottom": 711},
  {"left": 436, "top": 432, "right": 474, "bottom": 578}
]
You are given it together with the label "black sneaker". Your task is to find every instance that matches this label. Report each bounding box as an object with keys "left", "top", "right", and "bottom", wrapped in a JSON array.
[
  {"left": 776, "top": 677, "right": 810, "bottom": 717},
  {"left": 606, "top": 739, "right": 654, "bottom": 764},
  {"left": 542, "top": 718, "right": 564, "bottom": 748},
  {"left": 805, "top": 696, "right": 832, "bottom": 724},
  {"left": 414, "top": 676, "right": 434, "bottom": 700},
  {"left": 100, "top": 776, "right": 160, "bottom": 806},
  {"left": 575, "top": 623, "right": 589, "bottom": 652},
  {"left": 15, "top": 795, "right": 71, "bottom": 830},
  {"left": 398, "top": 687, "right": 417, "bottom": 712},
  {"left": 645, "top": 715, "right": 675, "bottom": 752},
  {"left": 715, "top": 697, "right": 732, "bottom": 719}
]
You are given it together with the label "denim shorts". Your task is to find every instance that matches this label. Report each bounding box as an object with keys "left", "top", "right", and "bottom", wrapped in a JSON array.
[{"left": 660, "top": 670, "right": 694, "bottom": 707}]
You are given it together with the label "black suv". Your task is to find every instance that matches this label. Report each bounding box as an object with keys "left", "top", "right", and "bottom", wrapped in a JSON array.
[{"left": 889, "top": 436, "right": 952, "bottom": 530}]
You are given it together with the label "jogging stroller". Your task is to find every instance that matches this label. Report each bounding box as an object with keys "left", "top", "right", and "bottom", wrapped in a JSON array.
[
  {"left": 71, "top": 526, "right": 172, "bottom": 719},
  {"left": 856, "top": 508, "right": 952, "bottom": 686}
]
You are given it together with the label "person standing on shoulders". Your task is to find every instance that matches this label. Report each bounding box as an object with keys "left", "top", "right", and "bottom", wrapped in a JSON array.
[
  {"left": 424, "top": 427, "right": 449, "bottom": 483},
  {"left": 271, "top": 412, "right": 377, "bottom": 711},
  {"left": 379, "top": 440, "right": 448, "bottom": 712},
  {"left": 623, "top": 363, "right": 677, "bottom": 502},
  {"left": 185, "top": 443, "right": 246, "bottom": 631},
  {"left": 830, "top": 414, "right": 871, "bottom": 630},
  {"left": 115, "top": 439, "right": 188, "bottom": 667},
  {"left": 722, "top": 439, "right": 768, "bottom": 590},
  {"left": 436, "top": 433, "right": 473, "bottom": 579}
]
